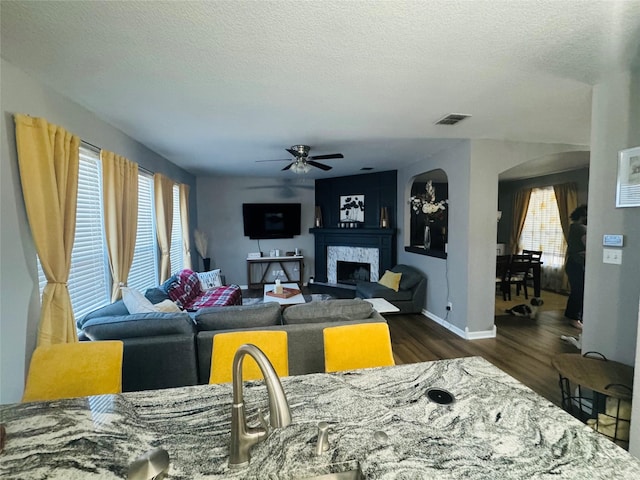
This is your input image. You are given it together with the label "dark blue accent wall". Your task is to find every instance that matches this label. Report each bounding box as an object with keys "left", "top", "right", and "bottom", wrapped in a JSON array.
[
  {"left": 315, "top": 170, "right": 397, "bottom": 228},
  {"left": 312, "top": 171, "right": 397, "bottom": 283}
]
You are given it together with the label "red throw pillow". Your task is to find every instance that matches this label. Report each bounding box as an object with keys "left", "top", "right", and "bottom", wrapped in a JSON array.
[{"left": 167, "top": 269, "right": 202, "bottom": 309}]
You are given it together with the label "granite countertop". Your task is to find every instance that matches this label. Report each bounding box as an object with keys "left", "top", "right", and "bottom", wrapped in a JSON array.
[{"left": 2, "top": 356, "right": 640, "bottom": 479}]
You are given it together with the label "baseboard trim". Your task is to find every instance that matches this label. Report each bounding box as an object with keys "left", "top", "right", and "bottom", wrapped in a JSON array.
[{"left": 421, "top": 309, "right": 497, "bottom": 340}]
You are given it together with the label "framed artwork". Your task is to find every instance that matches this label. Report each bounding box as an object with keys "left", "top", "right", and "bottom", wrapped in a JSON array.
[
  {"left": 616, "top": 146, "right": 640, "bottom": 207},
  {"left": 339, "top": 194, "right": 365, "bottom": 222}
]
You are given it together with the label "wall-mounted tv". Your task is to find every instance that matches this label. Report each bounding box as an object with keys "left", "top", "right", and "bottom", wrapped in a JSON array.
[{"left": 242, "top": 203, "right": 301, "bottom": 239}]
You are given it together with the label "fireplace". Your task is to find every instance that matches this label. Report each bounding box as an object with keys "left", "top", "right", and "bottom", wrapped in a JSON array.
[
  {"left": 337, "top": 261, "right": 371, "bottom": 284},
  {"left": 310, "top": 227, "right": 396, "bottom": 285},
  {"left": 327, "top": 245, "right": 379, "bottom": 284}
]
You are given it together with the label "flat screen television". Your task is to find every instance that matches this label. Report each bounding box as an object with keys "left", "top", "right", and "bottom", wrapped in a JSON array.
[{"left": 242, "top": 203, "right": 301, "bottom": 239}]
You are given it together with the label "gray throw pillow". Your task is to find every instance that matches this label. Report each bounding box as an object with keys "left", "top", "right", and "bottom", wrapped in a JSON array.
[{"left": 145, "top": 287, "right": 170, "bottom": 304}]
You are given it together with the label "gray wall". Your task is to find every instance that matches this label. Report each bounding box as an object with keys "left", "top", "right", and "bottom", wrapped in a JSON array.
[
  {"left": 196, "top": 176, "right": 315, "bottom": 286},
  {"left": 0, "top": 59, "right": 196, "bottom": 404},
  {"left": 497, "top": 167, "right": 590, "bottom": 248},
  {"left": 583, "top": 70, "right": 639, "bottom": 455},
  {"left": 397, "top": 140, "right": 589, "bottom": 337}
]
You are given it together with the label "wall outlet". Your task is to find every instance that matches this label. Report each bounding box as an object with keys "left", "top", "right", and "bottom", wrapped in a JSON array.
[{"left": 446, "top": 302, "right": 453, "bottom": 311}]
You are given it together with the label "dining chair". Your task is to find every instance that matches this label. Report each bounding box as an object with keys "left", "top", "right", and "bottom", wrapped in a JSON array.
[
  {"left": 522, "top": 249, "right": 542, "bottom": 262},
  {"left": 522, "top": 249, "right": 543, "bottom": 293},
  {"left": 209, "top": 331, "right": 289, "bottom": 384},
  {"left": 22, "top": 340, "right": 124, "bottom": 403},
  {"left": 323, "top": 322, "right": 395, "bottom": 373},
  {"left": 496, "top": 254, "right": 511, "bottom": 301},
  {"left": 509, "top": 254, "right": 533, "bottom": 300}
]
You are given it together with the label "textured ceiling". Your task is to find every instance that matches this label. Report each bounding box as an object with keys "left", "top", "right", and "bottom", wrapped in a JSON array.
[{"left": 2, "top": 0, "right": 639, "bottom": 179}]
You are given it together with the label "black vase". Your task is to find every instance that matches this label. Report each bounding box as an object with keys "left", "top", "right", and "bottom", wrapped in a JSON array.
[{"left": 202, "top": 257, "right": 211, "bottom": 271}]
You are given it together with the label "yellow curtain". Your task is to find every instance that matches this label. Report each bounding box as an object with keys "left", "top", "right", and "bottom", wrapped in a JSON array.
[
  {"left": 179, "top": 183, "right": 192, "bottom": 270},
  {"left": 554, "top": 182, "right": 578, "bottom": 291},
  {"left": 102, "top": 151, "right": 139, "bottom": 301},
  {"left": 154, "top": 173, "right": 174, "bottom": 282},
  {"left": 14, "top": 114, "right": 80, "bottom": 345},
  {"left": 553, "top": 182, "right": 578, "bottom": 243},
  {"left": 509, "top": 188, "right": 532, "bottom": 254}
]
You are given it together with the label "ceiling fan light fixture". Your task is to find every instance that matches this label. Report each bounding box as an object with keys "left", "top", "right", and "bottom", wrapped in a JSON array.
[{"left": 291, "top": 159, "right": 312, "bottom": 174}]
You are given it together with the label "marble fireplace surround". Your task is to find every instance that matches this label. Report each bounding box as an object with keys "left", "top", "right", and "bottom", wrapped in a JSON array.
[
  {"left": 327, "top": 246, "right": 379, "bottom": 283},
  {"left": 310, "top": 227, "right": 396, "bottom": 285}
]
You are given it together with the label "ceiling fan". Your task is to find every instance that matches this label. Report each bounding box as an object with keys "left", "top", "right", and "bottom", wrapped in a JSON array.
[{"left": 257, "top": 145, "right": 344, "bottom": 173}]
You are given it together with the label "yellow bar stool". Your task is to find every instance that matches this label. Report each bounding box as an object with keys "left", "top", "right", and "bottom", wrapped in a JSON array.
[
  {"left": 210, "top": 331, "right": 289, "bottom": 384},
  {"left": 22, "top": 340, "right": 124, "bottom": 402},
  {"left": 323, "top": 322, "right": 395, "bottom": 373}
]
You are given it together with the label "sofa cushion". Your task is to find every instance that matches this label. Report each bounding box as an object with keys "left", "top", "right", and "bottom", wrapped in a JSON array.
[
  {"left": 356, "top": 282, "right": 413, "bottom": 301},
  {"left": 145, "top": 287, "right": 170, "bottom": 304},
  {"left": 378, "top": 270, "right": 401, "bottom": 292},
  {"left": 167, "top": 269, "right": 202, "bottom": 309},
  {"left": 161, "top": 274, "right": 178, "bottom": 292},
  {"left": 81, "top": 312, "right": 195, "bottom": 340},
  {"left": 194, "top": 302, "right": 282, "bottom": 331},
  {"left": 122, "top": 286, "right": 159, "bottom": 314},
  {"left": 391, "top": 265, "right": 424, "bottom": 290},
  {"left": 283, "top": 299, "right": 374, "bottom": 325},
  {"left": 77, "top": 300, "right": 129, "bottom": 329}
]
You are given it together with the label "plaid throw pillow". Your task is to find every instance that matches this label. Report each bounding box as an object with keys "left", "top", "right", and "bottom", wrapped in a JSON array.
[{"left": 167, "top": 269, "right": 202, "bottom": 309}]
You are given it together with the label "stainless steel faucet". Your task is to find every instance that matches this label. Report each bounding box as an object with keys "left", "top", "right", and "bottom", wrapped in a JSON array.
[
  {"left": 315, "top": 421, "right": 331, "bottom": 455},
  {"left": 229, "top": 344, "right": 292, "bottom": 468}
]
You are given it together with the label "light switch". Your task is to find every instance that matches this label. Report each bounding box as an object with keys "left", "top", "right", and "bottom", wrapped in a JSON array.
[{"left": 603, "top": 248, "right": 622, "bottom": 265}]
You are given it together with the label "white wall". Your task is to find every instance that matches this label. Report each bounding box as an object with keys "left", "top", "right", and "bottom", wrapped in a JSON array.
[
  {"left": 584, "top": 70, "right": 639, "bottom": 456},
  {"left": 0, "top": 59, "right": 196, "bottom": 404},
  {"left": 196, "top": 176, "right": 315, "bottom": 286}
]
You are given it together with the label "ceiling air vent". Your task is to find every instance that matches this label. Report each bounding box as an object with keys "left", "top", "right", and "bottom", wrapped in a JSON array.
[{"left": 435, "top": 113, "right": 471, "bottom": 126}]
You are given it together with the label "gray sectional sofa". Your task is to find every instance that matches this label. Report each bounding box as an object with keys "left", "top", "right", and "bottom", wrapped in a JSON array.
[
  {"left": 78, "top": 298, "right": 385, "bottom": 392},
  {"left": 356, "top": 264, "right": 427, "bottom": 314},
  {"left": 78, "top": 300, "right": 199, "bottom": 392}
]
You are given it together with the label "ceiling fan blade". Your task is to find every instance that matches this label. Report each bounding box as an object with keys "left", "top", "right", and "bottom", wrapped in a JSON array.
[
  {"left": 308, "top": 153, "right": 344, "bottom": 160},
  {"left": 286, "top": 148, "right": 298, "bottom": 157},
  {"left": 256, "top": 158, "right": 291, "bottom": 163},
  {"left": 281, "top": 162, "right": 294, "bottom": 171},
  {"left": 307, "top": 160, "right": 332, "bottom": 171}
]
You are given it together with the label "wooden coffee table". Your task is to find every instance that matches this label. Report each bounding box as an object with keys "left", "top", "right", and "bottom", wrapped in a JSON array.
[{"left": 263, "top": 283, "right": 306, "bottom": 305}]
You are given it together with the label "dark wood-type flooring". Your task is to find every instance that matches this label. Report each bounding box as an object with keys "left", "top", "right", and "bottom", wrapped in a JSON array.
[
  {"left": 387, "top": 290, "right": 579, "bottom": 407},
  {"left": 245, "top": 285, "right": 580, "bottom": 407}
]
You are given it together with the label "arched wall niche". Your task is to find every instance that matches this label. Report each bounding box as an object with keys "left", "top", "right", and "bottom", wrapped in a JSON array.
[{"left": 405, "top": 168, "right": 449, "bottom": 258}]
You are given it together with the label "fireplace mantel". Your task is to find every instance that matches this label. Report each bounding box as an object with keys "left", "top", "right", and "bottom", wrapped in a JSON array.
[{"left": 310, "top": 227, "right": 396, "bottom": 283}]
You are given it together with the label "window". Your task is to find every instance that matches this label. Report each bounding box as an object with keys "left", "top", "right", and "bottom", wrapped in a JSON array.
[
  {"left": 519, "top": 187, "right": 566, "bottom": 268},
  {"left": 37, "top": 146, "right": 110, "bottom": 315},
  {"left": 36, "top": 145, "right": 187, "bottom": 319},
  {"left": 169, "top": 183, "right": 183, "bottom": 273},
  {"left": 128, "top": 172, "right": 158, "bottom": 291}
]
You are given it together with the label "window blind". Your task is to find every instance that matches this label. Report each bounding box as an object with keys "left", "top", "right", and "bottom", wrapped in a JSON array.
[
  {"left": 519, "top": 187, "right": 566, "bottom": 268},
  {"left": 128, "top": 172, "right": 158, "bottom": 291},
  {"left": 68, "top": 146, "right": 111, "bottom": 320},
  {"left": 169, "top": 183, "right": 183, "bottom": 273},
  {"left": 37, "top": 146, "right": 110, "bottom": 318}
]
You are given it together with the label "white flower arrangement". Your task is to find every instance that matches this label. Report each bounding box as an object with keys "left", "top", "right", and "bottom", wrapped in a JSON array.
[{"left": 409, "top": 180, "right": 447, "bottom": 220}]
